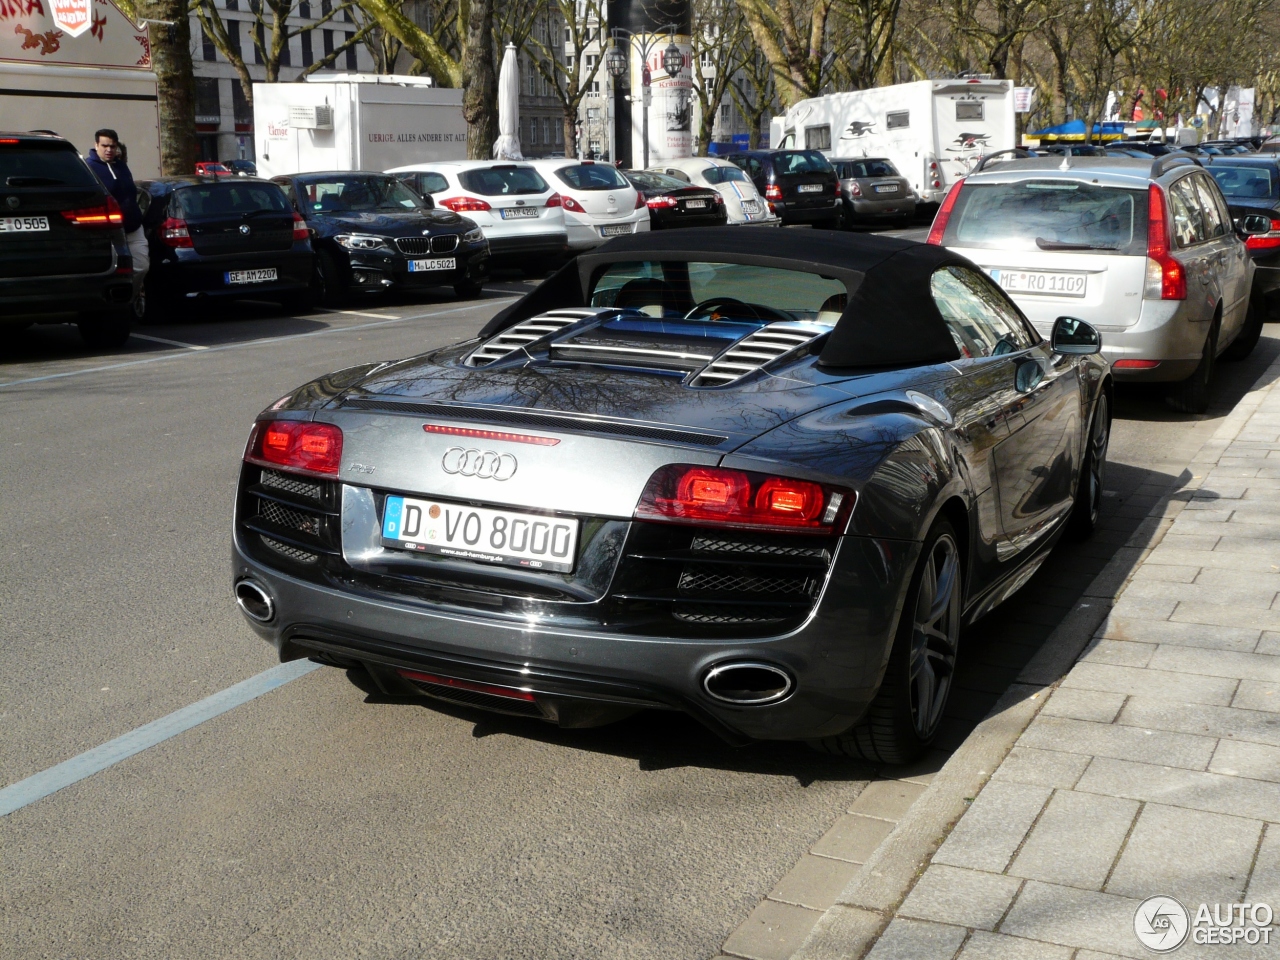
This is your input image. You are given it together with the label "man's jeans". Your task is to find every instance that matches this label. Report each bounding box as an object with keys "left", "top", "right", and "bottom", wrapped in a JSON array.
[{"left": 126, "top": 227, "right": 149, "bottom": 297}]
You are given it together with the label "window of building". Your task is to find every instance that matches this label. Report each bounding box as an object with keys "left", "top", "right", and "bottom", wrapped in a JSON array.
[
  {"left": 805, "top": 125, "right": 831, "bottom": 150},
  {"left": 543, "top": 117, "right": 552, "bottom": 144},
  {"left": 279, "top": 36, "right": 291, "bottom": 66},
  {"left": 588, "top": 81, "right": 600, "bottom": 95},
  {"left": 345, "top": 32, "right": 356, "bottom": 69},
  {"left": 224, "top": 0, "right": 237, "bottom": 10},
  {"left": 195, "top": 77, "right": 221, "bottom": 123},
  {"left": 232, "top": 80, "right": 252, "bottom": 125},
  {"left": 321, "top": 0, "right": 330, "bottom": 12},
  {"left": 721, "top": 102, "right": 732, "bottom": 121},
  {"left": 254, "top": 23, "right": 264, "bottom": 64},
  {"left": 587, "top": 54, "right": 597, "bottom": 68},
  {"left": 956, "top": 101, "right": 983, "bottom": 121},
  {"left": 301, "top": 30, "right": 313, "bottom": 66},
  {"left": 226, "top": 19, "right": 240, "bottom": 56},
  {"left": 529, "top": 69, "right": 537, "bottom": 96},
  {"left": 343, "top": 7, "right": 351, "bottom": 22},
  {"left": 886, "top": 110, "right": 910, "bottom": 129},
  {"left": 201, "top": 24, "right": 216, "bottom": 61},
  {"left": 555, "top": 120, "right": 562, "bottom": 144},
  {"left": 323, "top": 29, "right": 333, "bottom": 56},
  {"left": 531, "top": 117, "right": 539, "bottom": 145},
  {"left": 587, "top": 107, "right": 599, "bottom": 119},
  {"left": 299, "top": 1, "right": 310, "bottom": 17}
]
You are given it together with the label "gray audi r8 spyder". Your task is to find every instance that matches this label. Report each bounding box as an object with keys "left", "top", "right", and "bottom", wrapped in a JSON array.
[{"left": 232, "top": 230, "right": 1111, "bottom": 763}]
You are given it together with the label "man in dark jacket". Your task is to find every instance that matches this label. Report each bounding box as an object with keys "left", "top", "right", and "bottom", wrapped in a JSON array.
[{"left": 86, "top": 128, "right": 148, "bottom": 293}]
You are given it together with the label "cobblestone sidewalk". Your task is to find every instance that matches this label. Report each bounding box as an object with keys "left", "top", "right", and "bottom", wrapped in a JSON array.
[{"left": 808, "top": 355, "right": 1280, "bottom": 960}]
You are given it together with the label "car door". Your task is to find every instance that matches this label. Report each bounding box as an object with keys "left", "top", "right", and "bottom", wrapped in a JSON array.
[
  {"left": 1167, "top": 174, "right": 1218, "bottom": 325},
  {"left": 1192, "top": 172, "right": 1251, "bottom": 335}
]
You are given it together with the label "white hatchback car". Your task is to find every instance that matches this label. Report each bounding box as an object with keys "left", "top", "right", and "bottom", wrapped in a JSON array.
[
  {"left": 648, "top": 157, "right": 780, "bottom": 225},
  {"left": 529, "top": 159, "right": 650, "bottom": 250},
  {"left": 931, "top": 154, "right": 1260, "bottom": 412},
  {"left": 387, "top": 160, "right": 569, "bottom": 267}
]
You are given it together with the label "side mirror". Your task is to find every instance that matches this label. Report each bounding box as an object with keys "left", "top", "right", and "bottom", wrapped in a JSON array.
[
  {"left": 420, "top": 192, "right": 435, "bottom": 209},
  {"left": 1051, "top": 316, "right": 1102, "bottom": 355},
  {"left": 1236, "top": 213, "right": 1270, "bottom": 236}
]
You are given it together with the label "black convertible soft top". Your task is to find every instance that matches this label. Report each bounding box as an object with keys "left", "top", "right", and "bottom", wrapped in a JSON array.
[{"left": 480, "top": 228, "right": 979, "bottom": 368}]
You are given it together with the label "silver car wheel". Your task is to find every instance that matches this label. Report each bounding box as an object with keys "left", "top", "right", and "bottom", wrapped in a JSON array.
[{"left": 908, "top": 533, "right": 960, "bottom": 739}]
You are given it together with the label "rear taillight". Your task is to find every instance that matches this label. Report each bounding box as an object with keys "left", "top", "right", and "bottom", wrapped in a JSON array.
[
  {"left": 634, "top": 464, "right": 853, "bottom": 534},
  {"left": 1245, "top": 217, "right": 1280, "bottom": 250},
  {"left": 634, "top": 191, "right": 646, "bottom": 209},
  {"left": 1114, "top": 359, "right": 1161, "bottom": 369},
  {"left": 850, "top": 181, "right": 863, "bottom": 198},
  {"left": 61, "top": 195, "right": 124, "bottom": 228},
  {"left": 161, "top": 216, "right": 192, "bottom": 248},
  {"left": 545, "top": 193, "right": 563, "bottom": 208},
  {"left": 647, "top": 195, "right": 678, "bottom": 209},
  {"left": 561, "top": 195, "right": 586, "bottom": 212},
  {"left": 244, "top": 420, "right": 343, "bottom": 477},
  {"left": 765, "top": 184, "right": 783, "bottom": 200},
  {"left": 926, "top": 181, "right": 964, "bottom": 245},
  {"left": 1144, "top": 184, "right": 1186, "bottom": 300},
  {"left": 291, "top": 211, "right": 309, "bottom": 241},
  {"left": 440, "top": 196, "right": 492, "bottom": 213}
]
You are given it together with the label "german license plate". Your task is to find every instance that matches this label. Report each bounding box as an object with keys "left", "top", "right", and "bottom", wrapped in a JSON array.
[
  {"left": 500, "top": 207, "right": 540, "bottom": 219},
  {"left": 873, "top": 183, "right": 898, "bottom": 194},
  {"left": 225, "top": 267, "right": 277, "bottom": 284},
  {"left": 684, "top": 199, "right": 707, "bottom": 209},
  {"left": 741, "top": 200, "right": 759, "bottom": 214},
  {"left": 0, "top": 216, "right": 49, "bottom": 233},
  {"left": 382, "top": 495, "right": 579, "bottom": 573},
  {"left": 798, "top": 184, "right": 824, "bottom": 193},
  {"left": 600, "top": 224, "right": 632, "bottom": 236},
  {"left": 990, "top": 269, "right": 1086, "bottom": 297},
  {"left": 408, "top": 257, "right": 456, "bottom": 272}
]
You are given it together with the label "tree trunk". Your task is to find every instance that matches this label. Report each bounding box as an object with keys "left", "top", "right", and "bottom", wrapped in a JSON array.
[
  {"left": 461, "top": 0, "right": 497, "bottom": 160},
  {"left": 564, "top": 110, "right": 577, "bottom": 159},
  {"left": 139, "top": 0, "right": 198, "bottom": 174}
]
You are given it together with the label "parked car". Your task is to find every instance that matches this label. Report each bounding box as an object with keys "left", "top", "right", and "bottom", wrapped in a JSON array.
[
  {"left": 273, "top": 171, "right": 490, "bottom": 301},
  {"left": 528, "top": 158, "right": 649, "bottom": 250},
  {"left": 1110, "top": 140, "right": 1177, "bottom": 156},
  {"left": 1202, "top": 141, "right": 1253, "bottom": 155},
  {"left": 647, "top": 157, "right": 779, "bottom": 225},
  {"left": 1042, "top": 144, "right": 1109, "bottom": 157},
  {"left": 136, "top": 176, "right": 313, "bottom": 319},
  {"left": 931, "top": 153, "right": 1259, "bottom": 412},
  {"left": 231, "top": 228, "right": 1110, "bottom": 764},
  {"left": 0, "top": 131, "right": 134, "bottom": 347},
  {"left": 222, "top": 159, "right": 259, "bottom": 176},
  {"left": 194, "top": 161, "right": 233, "bottom": 177},
  {"left": 620, "top": 171, "right": 727, "bottom": 229},
  {"left": 387, "top": 160, "right": 568, "bottom": 270},
  {"left": 828, "top": 157, "right": 915, "bottom": 227},
  {"left": 1205, "top": 155, "right": 1280, "bottom": 315},
  {"left": 725, "top": 150, "right": 840, "bottom": 227}
]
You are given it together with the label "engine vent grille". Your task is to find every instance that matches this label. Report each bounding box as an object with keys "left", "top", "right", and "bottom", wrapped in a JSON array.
[
  {"left": 238, "top": 466, "right": 342, "bottom": 571},
  {"left": 465, "top": 309, "right": 602, "bottom": 367},
  {"left": 690, "top": 322, "right": 827, "bottom": 387},
  {"left": 677, "top": 570, "right": 813, "bottom": 596}
]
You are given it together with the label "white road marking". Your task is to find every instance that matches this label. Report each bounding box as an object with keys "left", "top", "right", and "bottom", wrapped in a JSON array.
[
  {"left": 317, "top": 307, "right": 400, "bottom": 320},
  {"left": 0, "top": 299, "right": 514, "bottom": 389},
  {"left": 0, "top": 659, "right": 321, "bottom": 817},
  {"left": 130, "top": 333, "right": 210, "bottom": 351}
]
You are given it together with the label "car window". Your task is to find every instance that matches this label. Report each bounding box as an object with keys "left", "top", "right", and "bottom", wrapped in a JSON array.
[
  {"left": 556, "top": 163, "right": 630, "bottom": 190},
  {"left": 1209, "top": 165, "right": 1275, "bottom": 200},
  {"left": 172, "top": 182, "right": 290, "bottom": 218},
  {"left": 701, "top": 165, "right": 748, "bottom": 185},
  {"left": 945, "top": 179, "right": 1148, "bottom": 256},
  {"left": 459, "top": 165, "right": 549, "bottom": 196},
  {"left": 418, "top": 171, "right": 450, "bottom": 194},
  {"left": 771, "top": 151, "right": 833, "bottom": 175},
  {"left": 660, "top": 168, "right": 691, "bottom": 182},
  {"left": 1168, "top": 177, "right": 1208, "bottom": 246},
  {"left": 930, "top": 266, "right": 1026, "bottom": 359},
  {"left": 626, "top": 171, "right": 691, "bottom": 193},
  {"left": 0, "top": 141, "right": 100, "bottom": 188},
  {"left": 851, "top": 160, "right": 898, "bottom": 178},
  {"left": 300, "top": 176, "right": 423, "bottom": 213},
  {"left": 1192, "top": 174, "right": 1227, "bottom": 238}
]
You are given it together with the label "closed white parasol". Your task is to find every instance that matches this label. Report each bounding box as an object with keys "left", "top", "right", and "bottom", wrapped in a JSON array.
[{"left": 493, "top": 43, "right": 524, "bottom": 160}]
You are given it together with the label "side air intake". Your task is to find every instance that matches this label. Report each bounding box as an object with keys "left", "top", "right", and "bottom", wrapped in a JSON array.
[
  {"left": 690, "top": 322, "right": 828, "bottom": 387},
  {"left": 465, "top": 309, "right": 604, "bottom": 367}
]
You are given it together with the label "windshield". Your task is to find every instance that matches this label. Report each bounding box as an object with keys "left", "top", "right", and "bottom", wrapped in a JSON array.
[
  {"left": 459, "top": 166, "right": 549, "bottom": 196},
  {"left": 1209, "top": 165, "right": 1276, "bottom": 201},
  {"left": 772, "top": 151, "right": 833, "bottom": 175},
  {"left": 300, "top": 176, "right": 423, "bottom": 213},
  {"left": 588, "top": 260, "right": 848, "bottom": 325},
  {"left": 173, "top": 181, "right": 290, "bottom": 217},
  {"left": 944, "top": 179, "right": 1149, "bottom": 256},
  {"left": 836, "top": 160, "right": 898, "bottom": 178},
  {"left": 626, "top": 171, "right": 691, "bottom": 193},
  {"left": 0, "top": 142, "right": 100, "bottom": 188},
  {"left": 701, "top": 165, "right": 749, "bottom": 185},
  {"left": 555, "top": 163, "right": 630, "bottom": 190}
]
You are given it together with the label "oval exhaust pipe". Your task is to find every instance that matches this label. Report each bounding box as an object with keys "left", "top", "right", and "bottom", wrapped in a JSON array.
[
  {"left": 235, "top": 579, "right": 275, "bottom": 623},
  {"left": 702, "top": 662, "right": 794, "bottom": 705}
]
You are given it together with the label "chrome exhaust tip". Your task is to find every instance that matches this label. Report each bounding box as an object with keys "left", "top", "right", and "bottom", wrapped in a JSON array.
[
  {"left": 234, "top": 579, "right": 275, "bottom": 623},
  {"left": 702, "top": 662, "right": 794, "bottom": 705}
]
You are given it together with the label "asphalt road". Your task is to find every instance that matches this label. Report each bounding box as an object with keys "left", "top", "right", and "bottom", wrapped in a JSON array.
[{"left": 2, "top": 271, "right": 1278, "bottom": 960}]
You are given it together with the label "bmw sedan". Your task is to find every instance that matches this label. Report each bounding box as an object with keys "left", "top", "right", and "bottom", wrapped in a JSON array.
[
  {"left": 273, "top": 172, "right": 490, "bottom": 301},
  {"left": 231, "top": 230, "right": 1110, "bottom": 764}
]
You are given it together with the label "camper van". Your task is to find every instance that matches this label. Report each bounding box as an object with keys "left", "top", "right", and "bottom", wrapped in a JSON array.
[{"left": 771, "top": 79, "right": 1015, "bottom": 205}]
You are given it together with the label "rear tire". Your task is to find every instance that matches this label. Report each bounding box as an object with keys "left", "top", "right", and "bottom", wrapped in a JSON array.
[
  {"left": 1166, "top": 319, "right": 1218, "bottom": 414},
  {"left": 77, "top": 311, "right": 132, "bottom": 349},
  {"left": 314, "top": 250, "right": 347, "bottom": 305},
  {"left": 1070, "top": 390, "right": 1110, "bottom": 540},
  {"left": 812, "top": 519, "right": 961, "bottom": 764},
  {"left": 1222, "top": 294, "right": 1263, "bottom": 361}
]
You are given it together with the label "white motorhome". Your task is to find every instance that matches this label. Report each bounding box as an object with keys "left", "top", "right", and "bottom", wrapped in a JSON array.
[
  {"left": 253, "top": 75, "right": 466, "bottom": 179},
  {"left": 771, "top": 79, "right": 1015, "bottom": 204}
]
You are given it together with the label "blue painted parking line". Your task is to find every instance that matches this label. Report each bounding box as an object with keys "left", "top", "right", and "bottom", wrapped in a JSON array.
[{"left": 0, "top": 659, "right": 321, "bottom": 817}]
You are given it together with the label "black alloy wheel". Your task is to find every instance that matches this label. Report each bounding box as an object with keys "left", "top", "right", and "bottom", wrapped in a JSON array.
[
  {"left": 1167, "top": 316, "right": 1219, "bottom": 414},
  {"left": 1070, "top": 390, "right": 1110, "bottom": 539},
  {"left": 814, "top": 519, "right": 962, "bottom": 764}
]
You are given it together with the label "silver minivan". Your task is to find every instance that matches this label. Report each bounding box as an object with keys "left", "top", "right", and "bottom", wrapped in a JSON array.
[{"left": 930, "top": 154, "right": 1261, "bottom": 411}]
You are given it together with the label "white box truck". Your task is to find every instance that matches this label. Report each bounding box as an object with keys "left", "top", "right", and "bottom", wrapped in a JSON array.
[
  {"left": 254, "top": 75, "right": 467, "bottom": 178},
  {"left": 771, "top": 79, "right": 1015, "bottom": 204}
]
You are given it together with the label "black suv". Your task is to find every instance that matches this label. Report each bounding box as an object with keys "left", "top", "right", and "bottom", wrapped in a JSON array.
[
  {"left": 1206, "top": 155, "right": 1280, "bottom": 314},
  {"left": 1, "top": 132, "right": 134, "bottom": 347},
  {"left": 726, "top": 150, "right": 840, "bottom": 227}
]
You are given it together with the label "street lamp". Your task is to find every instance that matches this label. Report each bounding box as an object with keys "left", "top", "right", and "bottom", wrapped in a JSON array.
[{"left": 606, "top": 24, "right": 685, "bottom": 170}]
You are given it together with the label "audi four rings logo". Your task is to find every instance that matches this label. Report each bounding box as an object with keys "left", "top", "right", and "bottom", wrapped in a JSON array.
[{"left": 441, "top": 447, "right": 518, "bottom": 480}]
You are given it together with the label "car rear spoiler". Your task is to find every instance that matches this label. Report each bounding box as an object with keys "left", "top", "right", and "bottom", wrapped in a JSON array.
[
  {"left": 1151, "top": 153, "right": 1203, "bottom": 178},
  {"left": 973, "top": 149, "right": 1034, "bottom": 172}
]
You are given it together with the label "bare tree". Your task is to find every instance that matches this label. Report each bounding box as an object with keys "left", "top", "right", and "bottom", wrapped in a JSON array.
[
  {"left": 136, "top": 0, "right": 199, "bottom": 174},
  {"left": 728, "top": 48, "right": 778, "bottom": 148},
  {"left": 519, "top": 0, "right": 606, "bottom": 158},
  {"left": 690, "top": 0, "right": 752, "bottom": 154},
  {"left": 733, "top": 0, "right": 835, "bottom": 108}
]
